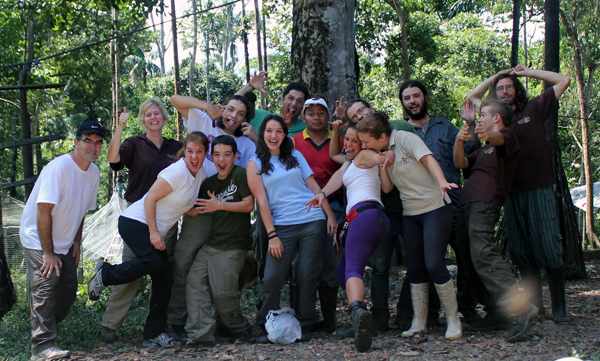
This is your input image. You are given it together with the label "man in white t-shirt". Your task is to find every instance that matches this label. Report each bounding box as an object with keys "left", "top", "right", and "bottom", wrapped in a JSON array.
[{"left": 20, "top": 120, "right": 104, "bottom": 361}]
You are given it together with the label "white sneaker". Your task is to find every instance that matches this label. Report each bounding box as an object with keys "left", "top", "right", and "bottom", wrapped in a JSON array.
[
  {"left": 30, "top": 346, "right": 70, "bottom": 360},
  {"left": 88, "top": 259, "right": 106, "bottom": 301}
]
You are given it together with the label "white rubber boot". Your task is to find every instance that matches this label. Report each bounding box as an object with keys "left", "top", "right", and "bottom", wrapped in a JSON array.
[
  {"left": 401, "top": 283, "right": 429, "bottom": 337},
  {"left": 435, "top": 280, "right": 462, "bottom": 340}
]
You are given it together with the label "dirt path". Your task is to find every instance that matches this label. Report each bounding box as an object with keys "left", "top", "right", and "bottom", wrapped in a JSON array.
[{"left": 74, "top": 261, "right": 600, "bottom": 361}]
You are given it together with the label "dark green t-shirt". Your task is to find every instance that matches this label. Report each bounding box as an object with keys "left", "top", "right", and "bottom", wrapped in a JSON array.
[{"left": 200, "top": 166, "right": 252, "bottom": 250}]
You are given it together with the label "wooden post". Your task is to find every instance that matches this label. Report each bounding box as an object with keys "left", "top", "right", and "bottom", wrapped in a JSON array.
[
  {"left": 242, "top": 0, "right": 250, "bottom": 83},
  {"left": 254, "top": 0, "right": 265, "bottom": 109},
  {"left": 19, "top": 13, "right": 35, "bottom": 200}
]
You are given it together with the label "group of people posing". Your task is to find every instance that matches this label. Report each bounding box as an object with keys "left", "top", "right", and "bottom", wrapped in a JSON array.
[{"left": 21, "top": 64, "right": 571, "bottom": 360}]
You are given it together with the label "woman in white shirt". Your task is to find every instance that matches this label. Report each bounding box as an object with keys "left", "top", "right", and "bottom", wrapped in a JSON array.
[
  {"left": 307, "top": 123, "right": 393, "bottom": 352},
  {"left": 88, "top": 131, "right": 208, "bottom": 348},
  {"left": 246, "top": 115, "right": 336, "bottom": 337}
]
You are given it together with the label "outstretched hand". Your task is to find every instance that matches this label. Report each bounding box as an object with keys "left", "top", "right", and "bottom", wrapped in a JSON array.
[
  {"left": 475, "top": 122, "right": 490, "bottom": 141},
  {"left": 333, "top": 96, "right": 347, "bottom": 120},
  {"left": 328, "top": 119, "right": 349, "bottom": 132},
  {"left": 440, "top": 182, "right": 459, "bottom": 198},
  {"left": 250, "top": 71, "right": 270, "bottom": 95},
  {"left": 459, "top": 99, "right": 477, "bottom": 122},
  {"left": 456, "top": 124, "right": 471, "bottom": 142},
  {"left": 306, "top": 193, "right": 325, "bottom": 211},
  {"left": 280, "top": 105, "right": 294, "bottom": 128}
]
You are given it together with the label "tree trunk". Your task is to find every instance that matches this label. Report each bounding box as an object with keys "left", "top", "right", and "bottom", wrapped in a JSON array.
[
  {"left": 205, "top": 27, "right": 210, "bottom": 103},
  {"left": 171, "top": 0, "right": 182, "bottom": 141},
  {"left": 0, "top": 193, "right": 16, "bottom": 318},
  {"left": 242, "top": 0, "right": 250, "bottom": 83},
  {"left": 20, "top": 13, "right": 35, "bottom": 200},
  {"left": 160, "top": 11, "right": 166, "bottom": 75},
  {"left": 291, "top": 0, "right": 359, "bottom": 105},
  {"left": 511, "top": 0, "right": 521, "bottom": 67},
  {"left": 254, "top": 0, "right": 265, "bottom": 109},
  {"left": 389, "top": 0, "right": 411, "bottom": 80},
  {"left": 544, "top": 0, "right": 586, "bottom": 279},
  {"left": 189, "top": 0, "right": 198, "bottom": 97}
]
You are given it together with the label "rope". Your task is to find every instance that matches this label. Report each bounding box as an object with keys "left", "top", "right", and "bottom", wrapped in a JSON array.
[{"left": 0, "top": 0, "right": 241, "bottom": 70}]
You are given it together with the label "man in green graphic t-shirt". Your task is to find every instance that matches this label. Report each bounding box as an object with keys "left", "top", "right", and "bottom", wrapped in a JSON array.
[{"left": 180, "top": 135, "right": 254, "bottom": 347}]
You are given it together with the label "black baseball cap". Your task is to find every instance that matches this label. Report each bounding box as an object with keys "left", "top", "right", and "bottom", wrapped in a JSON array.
[{"left": 76, "top": 120, "right": 106, "bottom": 138}]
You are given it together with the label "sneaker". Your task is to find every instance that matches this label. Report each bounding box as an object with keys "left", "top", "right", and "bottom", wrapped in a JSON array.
[
  {"left": 179, "top": 334, "right": 215, "bottom": 348},
  {"left": 88, "top": 260, "right": 107, "bottom": 301},
  {"left": 30, "top": 346, "right": 70, "bottom": 361},
  {"left": 100, "top": 326, "right": 118, "bottom": 343},
  {"left": 505, "top": 305, "right": 539, "bottom": 343},
  {"left": 143, "top": 333, "right": 180, "bottom": 348}
]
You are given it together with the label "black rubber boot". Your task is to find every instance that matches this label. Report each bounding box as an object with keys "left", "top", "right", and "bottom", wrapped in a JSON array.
[
  {"left": 318, "top": 285, "right": 339, "bottom": 333},
  {"left": 546, "top": 267, "right": 571, "bottom": 323},
  {"left": 348, "top": 301, "right": 372, "bottom": 353},
  {"left": 371, "top": 308, "right": 390, "bottom": 332},
  {"left": 518, "top": 265, "right": 546, "bottom": 317}
]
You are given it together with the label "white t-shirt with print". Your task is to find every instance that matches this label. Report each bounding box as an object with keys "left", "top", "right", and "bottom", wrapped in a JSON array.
[
  {"left": 19, "top": 154, "right": 99, "bottom": 255},
  {"left": 121, "top": 158, "right": 206, "bottom": 237},
  {"left": 184, "top": 108, "right": 256, "bottom": 177}
]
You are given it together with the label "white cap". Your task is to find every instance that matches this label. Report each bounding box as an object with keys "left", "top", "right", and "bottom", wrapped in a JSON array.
[{"left": 302, "top": 98, "right": 330, "bottom": 119}]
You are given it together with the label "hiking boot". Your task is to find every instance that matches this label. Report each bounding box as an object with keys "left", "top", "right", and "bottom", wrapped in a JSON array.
[
  {"left": 349, "top": 301, "right": 372, "bottom": 352},
  {"left": 30, "top": 346, "right": 70, "bottom": 361},
  {"left": 143, "top": 333, "right": 180, "bottom": 348},
  {"left": 505, "top": 304, "right": 538, "bottom": 342},
  {"left": 88, "top": 260, "right": 107, "bottom": 301},
  {"left": 100, "top": 326, "right": 117, "bottom": 343}
]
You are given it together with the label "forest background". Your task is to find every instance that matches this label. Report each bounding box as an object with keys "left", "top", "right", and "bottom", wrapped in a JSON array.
[{"left": 1, "top": 0, "right": 599, "bottom": 271}]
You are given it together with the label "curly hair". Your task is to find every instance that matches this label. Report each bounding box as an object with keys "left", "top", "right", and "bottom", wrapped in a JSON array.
[
  {"left": 486, "top": 74, "right": 529, "bottom": 111},
  {"left": 256, "top": 115, "right": 299, "bottom": 175}
]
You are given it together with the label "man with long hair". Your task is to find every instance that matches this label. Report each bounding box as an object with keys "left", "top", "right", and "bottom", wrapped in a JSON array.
[{"left": 467, "top": 65, "right": 571, "bottom": 323}]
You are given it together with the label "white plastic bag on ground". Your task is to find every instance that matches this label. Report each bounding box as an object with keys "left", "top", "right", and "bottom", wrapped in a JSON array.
[{"left": 265, "top": 307, "right": 302, "bottom": 344}]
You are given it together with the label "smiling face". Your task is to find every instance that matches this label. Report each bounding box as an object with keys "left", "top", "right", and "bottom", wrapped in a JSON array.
[
  {"left": 344, "top": 128, "right": 362, "bottom": 160},
  {"left": 401, "top": 87, "right": 428, "bottom": 119},
  {"left": 347, "top": 102, "right": 374, "bottom": 123},
  {"left": 221, "top": 99, "right": 247, "bottom": 134},
  {"left": 74, "top": 133, "right": 103, "bottom": 164},
  {"left": 212, "top": 143, "right": 238, "bottom": 180},
  {"left": 495, "top": 78, "right": 516, "bottom": 106},
  {"left": 184, "top": 141, "right": 207, "bottom": 176},
  {"left": 303, "top": 104, "right": 329, "bottom": 132},
  {"left": 143, "top": 105, "right": 165, "bottom": 132},
  {"left": 281, "top": 90, "right": 305, "bottom": 124},
  {"left": 263, "top": 119, "right": 286, "bottom": 155}
]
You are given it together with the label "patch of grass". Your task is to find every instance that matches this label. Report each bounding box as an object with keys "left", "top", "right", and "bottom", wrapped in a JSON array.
[{"left": 0, "top": 259, "right": 150, "bottom": 361}]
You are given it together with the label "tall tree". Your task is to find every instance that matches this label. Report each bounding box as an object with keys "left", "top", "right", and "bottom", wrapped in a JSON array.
[
  {"left": 511, "top": 0, "right": 522, "bottom": 67},
  {"left": 544, "top": 0, "right": 586, "bottom": 278},
  {"left": 560, "top": 0, "right": 600, "bottom": 249},
  {"left": 291, "top": 0, "right": 359, "bottom": 104},
  {"left": 189, "top": 0, "right": 198, "bottom": 97}
]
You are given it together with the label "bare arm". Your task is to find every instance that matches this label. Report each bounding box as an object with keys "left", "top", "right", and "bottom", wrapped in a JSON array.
[
  {"left": 107, "top": 108, "right": 129, "bottom": 163},
  {"left": 513, "top": 65, "right": 570, "bottom": 100},
  {"left": 144, "top": 177, "right": 174, "bottom": 251},
  {"left": 420, "top": 154, "right": 458, "bottom": 198},
  {"left": 354, "top": 149, "right": 387, "bottom": 169},
  {"left": 170, "top": 95, "right": 223, "bottom": 120},
  {"left": 453, "top": 124, "right": 470, "bottom": 169},
  {"left": 304, "top": 175, "right": 336, "bottom": 236},
  {"left": 37, "top": 203, "right": 62, "bottom": 278},
  {"left": 467, "top": 69, "right": 512, "bottom": 111},
  {"left": 379, "top": 165, "right": 394, "bottom": 193},
  {"left": 72, "top": 218, "right": 84, "bottom": 267},
  {"left": 328, "top": 119, "right": 348, "bottom": 164},
  {"left": 307, "top": 162, "right": 349, "bottom": 209},
  {"left": 195, "top": 192, "right": 254, "bottom": 214}
]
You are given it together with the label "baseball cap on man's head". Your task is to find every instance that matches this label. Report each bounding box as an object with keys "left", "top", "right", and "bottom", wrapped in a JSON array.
[
  {"left": 76, "top": 120, "right": 106, "bottom": 138},
  {"left": 302, "top": 98, "right": 330, "bottom": 117}
]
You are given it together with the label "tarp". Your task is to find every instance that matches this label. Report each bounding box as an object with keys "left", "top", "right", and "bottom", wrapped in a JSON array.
[{"left": 569, "top": 181, "right": 600, "bottom": 211}]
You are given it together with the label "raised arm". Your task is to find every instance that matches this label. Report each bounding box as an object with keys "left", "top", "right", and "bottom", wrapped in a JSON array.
[
  {"left": 512, "top": 65, "right": 570, "bottom": 100},
  {"left": 144, "top": 178, "right": 174, "bottom": 251},
  {"left": 107, "top": 107, "right": 128, "bottom": 164},
  {"left": 467, "top": 69, "right": 512, "bottom": 111},
  {"left": 170, "top": 95, "right": 223, "bottom": 120},
  {"left": 453, "top": 124, "right": 471, "bottom": 169},
  {"left": 474, "top": 122, "right": 505, "bottom": 147},
  {"left": 234, "top": 71, "right": 269, "bottom": 97},
  {"left": 328, "top": 119, "right": 349, "bottom": 164},
  {"left": 306, "top": 162, "right": 350, "bottom": 208}
]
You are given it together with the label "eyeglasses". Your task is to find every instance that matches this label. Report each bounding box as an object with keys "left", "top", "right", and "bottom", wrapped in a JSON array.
[
  {"left": 496, "top": 84, "right": 514, "bottom": 92},
  {"left": 79, "top": 138, "right": 104, "bottom": 147},
  {"left": 351, "top": 106, "right": 369, "bottom": 122}
]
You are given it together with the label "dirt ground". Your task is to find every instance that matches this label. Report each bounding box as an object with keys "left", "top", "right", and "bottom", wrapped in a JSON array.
[{"left": 73, "top": 261, "right": 600, "bottom": 361}]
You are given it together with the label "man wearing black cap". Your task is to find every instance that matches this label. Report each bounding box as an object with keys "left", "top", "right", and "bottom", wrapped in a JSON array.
[{"left": 20, "top": 120, "right": 105, "bottom": 361}]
